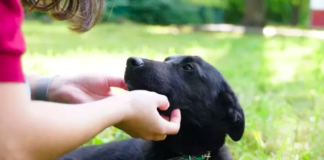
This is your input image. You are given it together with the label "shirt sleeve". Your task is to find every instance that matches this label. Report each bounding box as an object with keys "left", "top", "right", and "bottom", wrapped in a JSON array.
[{"left": 0, "top": 0, "right": 26, "bottom": 82}]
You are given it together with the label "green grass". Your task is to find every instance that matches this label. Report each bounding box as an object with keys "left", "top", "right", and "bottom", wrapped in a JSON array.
[{"left": 22, "top": 20, "right": 324, "bottom": 160}]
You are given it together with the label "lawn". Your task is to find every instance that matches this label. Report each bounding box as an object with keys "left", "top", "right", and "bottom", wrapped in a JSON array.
[{"left": 22, "top": 20, "right": 324, "bottom": 160}]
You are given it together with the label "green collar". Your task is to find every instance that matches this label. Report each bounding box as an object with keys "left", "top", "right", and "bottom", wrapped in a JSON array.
[{"left": 167, "top": 151, "right": 211, "bottom": 160}]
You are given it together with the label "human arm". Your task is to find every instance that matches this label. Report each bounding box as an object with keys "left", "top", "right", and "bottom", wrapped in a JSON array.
[
  {"left": 0, "top": 83, "right": 181, "bottom": 160},
  {"left": 0, "top": 83, "right": 128, "bottom": 160},
  {"left": 6, "top": 74, "right": 179, "bottom": 160}
]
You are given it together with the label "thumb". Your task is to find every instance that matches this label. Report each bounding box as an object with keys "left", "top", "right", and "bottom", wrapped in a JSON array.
[{"left": 161, "top": 109, "right": 181, "bottom": 135}]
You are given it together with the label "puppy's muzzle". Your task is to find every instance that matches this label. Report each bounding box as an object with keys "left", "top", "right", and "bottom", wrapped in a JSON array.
[{"left": 127, "top": 57, "right": 144, "bottom": 67}]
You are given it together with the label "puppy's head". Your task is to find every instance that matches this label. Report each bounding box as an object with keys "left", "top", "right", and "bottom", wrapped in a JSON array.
[{"left": 124, "top": 55, "right": 244, "bottom": 142}]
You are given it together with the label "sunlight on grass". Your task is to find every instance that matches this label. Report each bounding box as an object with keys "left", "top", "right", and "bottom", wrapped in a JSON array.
[
  {"left": 22, "top": 20, "right": 324, "bottom": 160},
  {"left": 145, "top": 25, "right": 180, "bottom": 35},
  {"left": 264, "top": 39, "right": 317, "bottom": 84}
]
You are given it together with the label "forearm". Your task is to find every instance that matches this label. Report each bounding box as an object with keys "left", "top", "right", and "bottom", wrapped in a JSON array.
[
  {"left": 23, "top": 100, "right": 124, "bottom": 159},
  {"left": 24, "top": 74, "right": 44, "bottom": 100},
  {"left": 0, "top": 83, "right": 126, "bottom": 160}
]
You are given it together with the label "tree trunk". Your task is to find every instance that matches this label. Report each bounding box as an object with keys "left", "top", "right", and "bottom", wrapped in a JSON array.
[
  {"left": 291, "top": 5, "right": 299, "bottom": 25},
  {"left": 291, "top": 0, "right": 301, "bottom": 26},
  {"left": 243, "top": 0, "right": 265, "bottom": 27}
]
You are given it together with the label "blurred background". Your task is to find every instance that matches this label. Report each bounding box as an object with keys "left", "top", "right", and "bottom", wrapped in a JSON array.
[{"left": 22, "top": 0, "right": 324, "bottom": 159}]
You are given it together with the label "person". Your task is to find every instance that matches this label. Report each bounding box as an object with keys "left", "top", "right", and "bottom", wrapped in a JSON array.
[{"left": 0, "top": 0, "right": 181, "bottom": 160}]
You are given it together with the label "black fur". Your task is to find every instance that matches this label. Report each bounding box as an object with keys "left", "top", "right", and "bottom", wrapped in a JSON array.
[{"left": 57, "top": 55, "right": 245, "bottom": 160}]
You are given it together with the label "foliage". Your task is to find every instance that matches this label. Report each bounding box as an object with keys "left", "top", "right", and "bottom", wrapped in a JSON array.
[
  {"left": 223, "top": 0, "right": 244, "bottom": 24},
  {"left": 223, "top": 0, "right": 310, "bottom": 27},
  {"left": 23, "top": 0, "right": 311, "bottom": 27},
  {"left": 127, "top": 0, "right": 218, "bottom": 25},
  {"left": 186, "top": 0, "right": 227, "bottom": 8},
  {"left": 23, "top": 21, "right": 324, "bottom": 160},
  {"left": 266, "top": 0, "right": 293, "bottom": 24}
]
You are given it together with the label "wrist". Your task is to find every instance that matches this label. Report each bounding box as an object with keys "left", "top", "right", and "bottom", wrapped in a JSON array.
[
  {"left": 47, "top": 76, "right": 74, "bottom": 103},
  {"left": 25, "top": 74, "right": 57, "bottom": 101},
  {"left": 106, "top": 94, "right": 132, "bottom": 126},
  {"left": 34, "top": 76, "right": 59, "bottom": 102}
]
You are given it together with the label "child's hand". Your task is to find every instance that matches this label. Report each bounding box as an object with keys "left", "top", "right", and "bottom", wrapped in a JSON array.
[
  {"left": 114, "top": 90, "right": 181, "bottom": 141},
  {"left": 48, "top": 73, "right": 127, "bottom": 103}
]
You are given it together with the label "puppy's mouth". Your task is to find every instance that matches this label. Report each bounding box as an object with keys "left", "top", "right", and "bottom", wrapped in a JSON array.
[{"left": 124, "top": 80, "right": 153, "bottom": 93}]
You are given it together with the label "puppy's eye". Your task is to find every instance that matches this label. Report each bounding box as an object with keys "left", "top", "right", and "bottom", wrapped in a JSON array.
[{"left": 182, "top": 64, "right": 193, "bottom": 70}]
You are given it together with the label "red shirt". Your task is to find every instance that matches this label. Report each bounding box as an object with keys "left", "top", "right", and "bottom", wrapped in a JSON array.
[{"left": 0, "top": 0, "right": 26, "bottom": 82}]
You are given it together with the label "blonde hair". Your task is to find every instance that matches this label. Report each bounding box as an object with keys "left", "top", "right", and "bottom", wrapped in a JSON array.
[{"left": 21, "top": 0, "right": 106, "bottom": 33}]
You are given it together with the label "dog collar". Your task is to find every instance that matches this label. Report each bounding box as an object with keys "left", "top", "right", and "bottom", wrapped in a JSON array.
[{"left": 167, "top": 151, "right": 211, "bottom": 160}]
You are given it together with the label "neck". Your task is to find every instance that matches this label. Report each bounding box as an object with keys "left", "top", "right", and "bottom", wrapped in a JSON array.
[{"left": 153, "top": 124, "right": 226, "bottom": 157}]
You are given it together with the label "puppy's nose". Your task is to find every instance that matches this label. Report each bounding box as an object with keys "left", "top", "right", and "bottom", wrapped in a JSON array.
[{"left": 127, "top": 57, "right": 144, "bottom": 66}]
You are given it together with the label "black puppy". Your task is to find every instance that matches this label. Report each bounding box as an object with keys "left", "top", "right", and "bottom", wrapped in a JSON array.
[{"left": 58, "top": 55, "right": 245, "bottom": 160}]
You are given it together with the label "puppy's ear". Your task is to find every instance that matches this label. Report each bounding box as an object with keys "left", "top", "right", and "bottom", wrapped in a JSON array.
[{"left": 218, "top": 91, "right": 245, "bottom": 141}]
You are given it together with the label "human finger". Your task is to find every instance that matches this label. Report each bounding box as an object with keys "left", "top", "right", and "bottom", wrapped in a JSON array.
[
  {"left": 162, "top": 109, "right": 181, "bottom": 135},
  {"left": 161, "top": 114, "right": 169, "bottom": 121},
  {"left": 106, "top": 92, "right": 116, "bottom": 97},
  {"left": 152, "top": 134, "right": 167, "bottom": 141},
  {"left": 156, "top": 94, "right": 170, "bottom": 111},
  {"left": 104, "top": 75, "right": 128, "bottom": 90}
]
